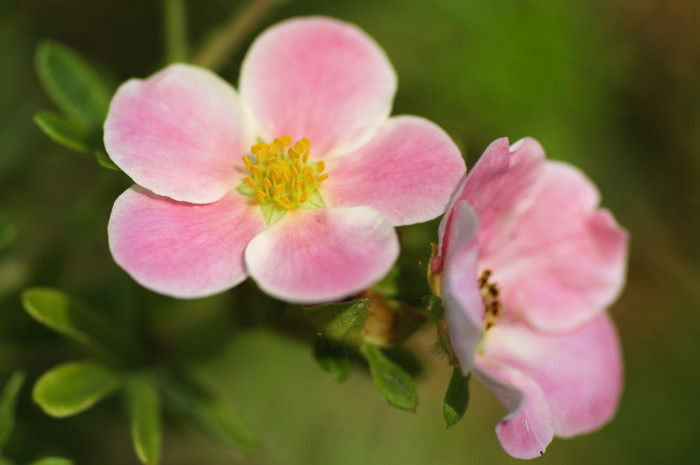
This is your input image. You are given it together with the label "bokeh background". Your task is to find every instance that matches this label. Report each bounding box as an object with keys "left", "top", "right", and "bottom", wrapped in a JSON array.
[{"left": 1, "top": 0, "right": 699, "bottom": 464}]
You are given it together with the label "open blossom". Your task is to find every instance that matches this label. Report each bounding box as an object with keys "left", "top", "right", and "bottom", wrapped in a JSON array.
[
  {"left": 105, "top": 17, "right": 465, "bottom": 303},
  {"left": 432, "top": 138, "right": 628, "bottom": 458}
]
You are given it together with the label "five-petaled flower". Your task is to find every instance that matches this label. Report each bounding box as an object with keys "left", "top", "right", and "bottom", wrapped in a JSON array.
[
  {"left": 431, "top": 138, "right": 629, "bottom": 459},
  {"left": 105, "top": 17, "right": 465, "bottom": 303}
]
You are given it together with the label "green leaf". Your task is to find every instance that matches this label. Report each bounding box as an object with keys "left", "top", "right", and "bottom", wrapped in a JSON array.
[
  {"left": 0, "top": 218, "right": 17, "bottom": 254},
  {"left": 0, "top": 456, "right": 16, "bottom": 465},
  {"left": 28, "top": 459, "right": 73, "bottom": 465},
  {"left": 33, "top": 111, "right": 91, "bottom": 153},
  {"left": 127, "top": 375, "right": 161, "bottom": 465},
  {"left": 312, "top": 337, "right": 352, "bottom": 382},
  {"left": 35, "top": 41, "right": 111, "bottom": 128},
  {"left": 303, "top": 299, "right": 369, "bottom": 346},
  {"left": 443, "top": 367, "right": 470, "bottom": 428},
  {"left": 33, "top": 361, "right": 121, "bottom": 418},
  {"left": 94, "top": 150, "right": 121, "bottom": 171},
  {"left": 21, "top": 287, "right": 133, "bottom": 360},
  {"left": 163, "top": 371, "right": 260, "bottom": 455},
  {"left": 360, "top": 343, "right": 417, "bottom": 411},
  {"left": 0, "top": 372, "right": 25, "bottom": 451}
]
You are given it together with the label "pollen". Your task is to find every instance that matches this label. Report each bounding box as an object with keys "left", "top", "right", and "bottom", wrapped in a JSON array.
[
  {"left": 479, "top": 269, "right": 502, "bottom": 332},
  {"left": 239, "top": 136, "right": 328, "bottom": 210}
]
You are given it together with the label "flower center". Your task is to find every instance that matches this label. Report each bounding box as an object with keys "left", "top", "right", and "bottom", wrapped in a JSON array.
[
  {"left": 239, "top": 135, "right": 328, "bottom": 212},
  {"left": 478, "top": 269, "right": 502, "bottom": 332}
]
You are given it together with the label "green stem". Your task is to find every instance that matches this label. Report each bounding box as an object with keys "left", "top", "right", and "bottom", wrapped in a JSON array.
[
  {"left": 163, "top": 0, "right": 188, "bottom": 63},
  {"left": 190, "top": 0, "right": 277, "bottom": 71}
]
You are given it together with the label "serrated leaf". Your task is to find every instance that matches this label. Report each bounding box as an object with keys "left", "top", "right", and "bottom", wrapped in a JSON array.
[
  {"left": 21, "top": 287, "right": 133, "bottom": 360},
  {"left": 443, "top": 367, "right": 470, "bottom": 428},
  {"left": 28, "top": 459, "right": 73, "bottom": 465},
  {"left": 0, "top": 372, "right": 25, "bottom": 451},
  {"left": 33, "top": 361, "right": 121, "bottom": 418},
  {"left": 33, "top": 111, "right": 91, "bottom": 153},
  {"left": 360, "top": 343, "right": 417, "bottom": 411},
  {"left": 127, "top": 374, "right": 161, "bottom": 465},
  {"left": 312, "top": 337, "right": 351, "bottom": 382},
  {"left": 35, "top": 41, "right": 111, "bottom": 128},
  {"left": 163, "top": 371, "right": 260, "bottom": 455},
  {"left": 303, "top": 299, "right": 370, "bottom": 346}
]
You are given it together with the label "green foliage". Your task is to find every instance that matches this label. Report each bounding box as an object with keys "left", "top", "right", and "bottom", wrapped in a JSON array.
[
  {"left": 34, "top": 41, "right": 111, "bottom": 128},
  {"left": 33, "top": 40, "right": 119, "bottom": 170},
  {"left": 443, "top": 367, "right": 470, "bottom": 428},
  {"left": 303, "top": 299, "right": 370, "bottom": 346},
  {"left": 21, "top": 288, "right": 134, "bottom": 361},
  {"left": 127, "top": 374, "right": 162, "bottom": 465},
  {"left": 312, "top": 337, "right": 352, "bottom": 382},
  {"left": 32, "top": 361, "right": 121, "bottom": 418},
  {"left": 27, "top": 459, "right": 74, "bottom": 465},
  {"left": 0, "top": 372, "right": 24, "bottom": 452},
  {"left": 360, "top": 343, "right": 417, "bottom": 411},
  {"left": 163, "top": 371, "right": 261, "bottom": 455},
  {"left": 32, "top": 111, "right": 91, "bottom": 153}
]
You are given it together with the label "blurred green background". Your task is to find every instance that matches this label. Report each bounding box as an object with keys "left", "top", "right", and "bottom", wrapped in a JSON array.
[{"left": 1, "top": 0, "right": 699, "bottom": 463}]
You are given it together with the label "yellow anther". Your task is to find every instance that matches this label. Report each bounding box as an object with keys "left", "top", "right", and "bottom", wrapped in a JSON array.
[{"left": 240, "top": 136, "right": 327, "bottom": 212}]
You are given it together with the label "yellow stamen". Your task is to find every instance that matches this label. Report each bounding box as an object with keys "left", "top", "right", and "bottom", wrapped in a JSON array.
[{"left": 239, "top": 136, "right": 328, "bottom": 212}]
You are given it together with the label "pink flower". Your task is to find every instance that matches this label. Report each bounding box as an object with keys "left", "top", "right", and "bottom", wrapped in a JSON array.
[
  {"left": 432, "top": 138, "right": 628, "bottom": 458},
  {"left": 104, "top": 17, "right": 465, "bottom": 303}
]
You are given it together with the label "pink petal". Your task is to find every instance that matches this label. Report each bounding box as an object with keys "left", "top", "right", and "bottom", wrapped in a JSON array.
[
  {"left": 482, "top": 314, "right": 623, "bottom": 438},
  {"left": 475, "top": 359, "right": 554, "bottom": 459},
  {"left": 481, "top": 162, "right": 629, "bottom": 331},
  {"left": 239, "top": 17, "right": 396, "bottom": 158},
  {"left": 322, "top": 116, "right": 465, "bottom": 226},
  {"left": 104, "top": 64, "right": 251, "bottom": 204},
  {"left": 244, "top": 207, "right": 398, "bottom": 304},
  {"left": 439, "top": 202, "right": 484, "bottom": 374},
  {"left": 108, "top": 187, "right": 265, "bottom": 298},
  {"left": 432, "top": 137, "right": 544, "bottom": 272}
]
